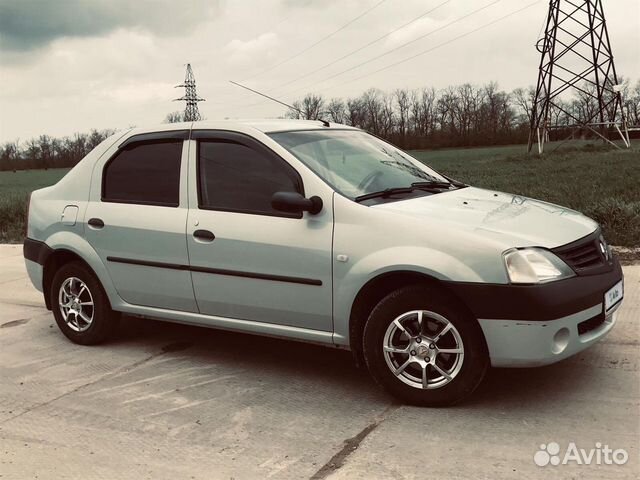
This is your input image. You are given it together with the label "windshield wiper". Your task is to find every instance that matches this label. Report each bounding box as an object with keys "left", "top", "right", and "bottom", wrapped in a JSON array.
[
  {"left": 355, "top": 187, "right": 415, "bottom": 202},
  {"left": 355, "top": 180, "right": 463, "bottom": 203},
  {"left": 411, "top": 180, "right": 453, "bottom": 189},
  {"left": 440, "top": 174, "right": 468, "bottom": 188}
]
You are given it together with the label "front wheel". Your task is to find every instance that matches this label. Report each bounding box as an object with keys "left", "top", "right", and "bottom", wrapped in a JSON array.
[
  {"left": 50, "top": 262, "right": 118, "bottom": 345},
  {"left": 363, "top": 284, "right": 488, "bottom": 406}
]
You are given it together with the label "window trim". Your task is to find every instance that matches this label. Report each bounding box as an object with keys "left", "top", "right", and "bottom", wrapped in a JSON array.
[
  {"left": 194, "top": 130, "right": 305, "bottom": 219},
  {"left": 101, "top": 134, "right": 187, "bottom": 208},
  {"left": 118, "top": 130, "right": 190, "bottom": 150}
]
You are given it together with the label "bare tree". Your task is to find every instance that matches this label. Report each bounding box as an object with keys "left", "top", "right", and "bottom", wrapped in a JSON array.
[
  {"left": 395, "top": 89, "right": 410, "bottom": 141},
  {"left": 513, "top": 87, "right": 535, "bottom": 125},
  {"left": 436, "top": 87, "right": 458, "bottom": 138},
  {"left": 619, "top": 78, "right": 640, "bottom": 127},
  {"left": 346, "top": 98, "right": 365, "bottom": 127},
  {"left": 0, "top": 140, "right": 20, "bottom": 171},
  {"left": 285, "top": 94, "right": 326, "bottom": 120},
  {"left": 285, "top": 101, "right": 303, "bottom": 119},
  {"left": 411, "top": 88, "right": 436, "bottom": 139},
  {"left": 361, "top": 89, "right": 385, "bottom": 135},
  {"left": 304, "top": 94, "right": 326, "bottom": 120},
  {"left": 164, "top": 111, "right": 184, "bottom": 123},
  {"left": 326, "top": 98, "right": 346, "bottom": 123}
]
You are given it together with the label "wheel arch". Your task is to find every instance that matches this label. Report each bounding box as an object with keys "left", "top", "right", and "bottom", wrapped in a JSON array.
[
  {"left": 348, "top": 270, "right": 477, "bottom": 367},
  {"left": 43, "top": 249, "right": 105, "bottom": 310}
]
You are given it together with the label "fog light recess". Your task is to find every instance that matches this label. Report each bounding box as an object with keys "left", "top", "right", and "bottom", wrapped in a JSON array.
[{"left": 552, "top": 327, "right": 570, "bottom": 354}]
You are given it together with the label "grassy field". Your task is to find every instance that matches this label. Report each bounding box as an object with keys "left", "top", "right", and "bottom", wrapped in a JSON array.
[
  {"left": 0, "top": 168, "right": 69, "bottom": 242},
  {"left": 0, "top": 141, "right": 639, "bottom": 245}
]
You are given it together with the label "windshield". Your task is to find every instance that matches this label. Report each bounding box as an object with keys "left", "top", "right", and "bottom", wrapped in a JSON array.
[{"left": 268, "top": 130, "right": 449, "bottom": 200}]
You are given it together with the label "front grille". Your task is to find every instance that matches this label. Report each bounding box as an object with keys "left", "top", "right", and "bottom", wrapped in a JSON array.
[
  {"left": 560, "top": 241, "right": 603, "bottom": 269},
  {"left": 552, "top": 230, "right": 606, "bottom": 273},
  {"left": 577, "top": 313, "right": 605, "bottom": 335}
]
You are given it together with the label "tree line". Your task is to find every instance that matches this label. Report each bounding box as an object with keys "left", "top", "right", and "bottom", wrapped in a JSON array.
[
  {"left": 285, "top": 80, "right": 640, "bottom": 149},
  {"left": 0, "top": 129, "right": 116, "bottom": 172},
  {"left": 2, "top": 79, "right": 638, "bottom": 171}
]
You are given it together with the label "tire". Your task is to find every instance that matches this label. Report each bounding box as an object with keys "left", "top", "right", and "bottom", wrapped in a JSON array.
[
  {"left": 50, "top": 261, "right": 118, "bottom": 345},
  {"left": 363, "top": 284, "right": 489, "bottom": 407}
]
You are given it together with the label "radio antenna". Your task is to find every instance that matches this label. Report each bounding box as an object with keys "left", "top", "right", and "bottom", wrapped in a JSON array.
[{"left": 229, "top": 80, "right": 329, "bottom": 126}]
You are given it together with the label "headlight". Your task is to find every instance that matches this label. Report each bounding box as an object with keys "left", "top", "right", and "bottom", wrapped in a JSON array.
[{"left": 503, "top": 248, "right": 575, "bottom": 284}]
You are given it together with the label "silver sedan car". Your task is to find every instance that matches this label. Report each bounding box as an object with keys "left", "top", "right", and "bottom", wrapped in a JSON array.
[{"left": 23, "top": 120, "right": 624, "bottom": 406}]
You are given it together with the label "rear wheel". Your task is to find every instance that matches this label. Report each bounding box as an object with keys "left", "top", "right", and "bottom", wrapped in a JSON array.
[
  {"left": 363, "top": 284, "right": 488, "bottom": 406},
  {"left": 50, "top": 262, "right": 117, "bottom": 345}
]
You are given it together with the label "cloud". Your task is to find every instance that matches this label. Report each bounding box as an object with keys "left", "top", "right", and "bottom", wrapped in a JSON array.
[
  {"left": 384, "top": 17, "right": 439, "bottom": 48},
  {"left": 280, "top": 0, "right": 326, "bottom": 8},
  {"left": 1, "top": 0, "right": 638, "bottom": 143},
  {"left": 0, "top": 0, "right": 219, "bottom": 53},
  {"left": 224, "top": 32, "right": 279, "bottom": 66},
  {"left": 103, "top": 81, "right": 176, "bottom": 103}
]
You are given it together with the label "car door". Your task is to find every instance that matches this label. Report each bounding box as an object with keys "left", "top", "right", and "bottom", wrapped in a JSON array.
[
  {"left": 85, "top": 130, "right": 198, "bottom": 312},
  {"left": 186, "top": 130, "right": 333, "bottom": 331}
]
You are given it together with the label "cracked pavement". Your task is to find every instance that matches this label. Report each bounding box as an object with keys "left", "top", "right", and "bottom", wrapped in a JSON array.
[{"left": 0, "top": 245, "right": 638, "bottom": 479}]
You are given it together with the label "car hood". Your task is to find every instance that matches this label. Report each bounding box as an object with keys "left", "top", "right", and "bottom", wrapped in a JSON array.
[{"left": 372, "top": 187, "right": 598, "bottom": 248}]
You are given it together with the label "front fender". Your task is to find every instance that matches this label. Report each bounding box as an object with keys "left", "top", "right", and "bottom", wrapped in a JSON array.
[{"left": 332, "top": 246, "right": 500, "bottom": 345}]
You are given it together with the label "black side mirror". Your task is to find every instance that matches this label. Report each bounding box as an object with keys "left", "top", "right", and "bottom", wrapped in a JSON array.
[{"left": 271, "top": 192, "right": 323, "bottom": 215}]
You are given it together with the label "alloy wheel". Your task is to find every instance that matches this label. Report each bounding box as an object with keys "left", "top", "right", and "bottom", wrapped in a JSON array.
[
  {"left": 58, "top": 276, "right": 95, "bottom": 332},
  {"left": 382, "top": 310, "right": 464, "bottom": 390}
]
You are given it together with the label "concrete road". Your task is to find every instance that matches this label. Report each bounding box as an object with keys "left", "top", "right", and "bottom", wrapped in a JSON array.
[{"left": 0, "top": 244, "right": 638, "bottom": 479}]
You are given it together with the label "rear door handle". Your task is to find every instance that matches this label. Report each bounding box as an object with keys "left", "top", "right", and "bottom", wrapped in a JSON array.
[
  {"left": 193, "top": 229, "right": 215, "bottom": 242},
  {"left": 88, "top": 218, "right": 104, "bottom": 229}
]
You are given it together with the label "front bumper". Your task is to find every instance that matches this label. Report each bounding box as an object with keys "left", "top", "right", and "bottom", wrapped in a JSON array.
[
  {"left": 446, "top": 257, "right": 624, "bottom": 367},
  {"left": 478, "top": 302, "right": 621, "bottom": 367}
]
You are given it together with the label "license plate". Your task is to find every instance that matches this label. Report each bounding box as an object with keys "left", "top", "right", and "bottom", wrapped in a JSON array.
[{"left": 604, "top": 280, "right": 623, "bottom": 312}]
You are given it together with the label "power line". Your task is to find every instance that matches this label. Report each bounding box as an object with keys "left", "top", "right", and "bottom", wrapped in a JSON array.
[
  {"left": 291, "top": 0, "right": 542, "bottom": 97},
  {"left": 271, "top": 0, "right": 453, "bottom": 91},
  {"left": 534, "top": 3, "right": 547, "bottom": 44},
  {"left": 241, "top": 0, "right": 390, "bottom": 82},
  {"left": 284, "top": 0, "right": 502, "bottom": 96}
]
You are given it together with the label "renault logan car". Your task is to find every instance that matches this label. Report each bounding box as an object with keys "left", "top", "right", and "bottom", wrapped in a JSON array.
[{"left": 23, "top": 120, "right": 624, "bottom": 406}]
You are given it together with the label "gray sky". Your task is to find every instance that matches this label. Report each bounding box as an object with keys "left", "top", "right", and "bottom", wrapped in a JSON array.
[{"left": 0, "top": 0, "right": 638, "bottom": 142}]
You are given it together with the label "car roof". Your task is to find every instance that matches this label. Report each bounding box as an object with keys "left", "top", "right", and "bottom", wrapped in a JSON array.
[{"left": 124, "top": 119, "right": 360, "bottom": 137}]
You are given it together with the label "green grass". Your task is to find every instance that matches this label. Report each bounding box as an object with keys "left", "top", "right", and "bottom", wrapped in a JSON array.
[
  {"left": 0, "top": 168, "right": 69, "bottom": 196},
  {"left": 0, "top": 169, "right": 69, "bottom": 242},
  {"left": 1, "top": 142, "right": 639, "bottom": 246}
]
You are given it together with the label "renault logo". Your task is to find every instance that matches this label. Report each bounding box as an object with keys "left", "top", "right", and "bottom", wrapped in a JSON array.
[{"left": 599, "top": 240, "right": 609, "bottom": 261}]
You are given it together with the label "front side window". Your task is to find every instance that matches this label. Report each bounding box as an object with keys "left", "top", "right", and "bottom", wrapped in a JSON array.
[
  {"left": 102, "top": 141, "right": 182, "bottom": 206},
  {"left": 198, "top": 140, "right": 302, "bottom": 217},
  {"left": 269, "top": 130, "right": 449, "bottom": 200}
]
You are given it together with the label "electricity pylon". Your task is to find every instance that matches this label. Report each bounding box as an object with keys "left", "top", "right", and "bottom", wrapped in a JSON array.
[
  {"left": 528, "top": 0, "right": 629, "bottom": 153},
  {"left": 174, "top": 64, "right": 205, "bottom": 122}
]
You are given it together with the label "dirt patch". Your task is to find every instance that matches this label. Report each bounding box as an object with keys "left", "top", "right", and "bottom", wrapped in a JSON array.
[
  {"left": 1, "top": 318, "right": 30, "bottom": 328},
  {"left": 613, "top": 246, "right": 640, "bottom": 265}
]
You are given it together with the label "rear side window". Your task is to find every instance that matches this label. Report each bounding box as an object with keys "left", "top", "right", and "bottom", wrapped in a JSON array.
[
  {"left": 102, "top": 141, "right": 182, "bottom": 206},
  {"left": 198, "top": 140, "right": 302, "bottom": 217}
]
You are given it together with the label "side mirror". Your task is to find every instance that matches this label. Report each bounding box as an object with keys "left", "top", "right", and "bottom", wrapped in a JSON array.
[{"left": 271, "top": 192, "right": 323, "bottom": 215}]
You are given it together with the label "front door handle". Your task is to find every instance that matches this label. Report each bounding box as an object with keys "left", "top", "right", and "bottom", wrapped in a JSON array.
[
  {"left": 88, "top": 218, "right": 104, "bottom": 229},
  {"left": 193, "top": 229, "right": 215, "bottom": 242}
]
